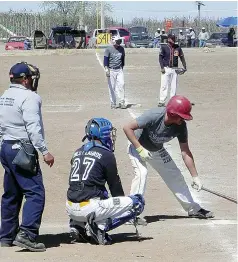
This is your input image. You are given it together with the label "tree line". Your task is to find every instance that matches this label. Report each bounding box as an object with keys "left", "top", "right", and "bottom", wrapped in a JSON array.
[{"left": 0, "top": 1, "right": 226, "bottom": 39}]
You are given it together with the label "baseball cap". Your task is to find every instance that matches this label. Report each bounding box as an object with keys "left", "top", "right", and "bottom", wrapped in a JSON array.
[
  {"left": 9, "top": 62, "right": 33, "bottom": 79},
  {"left": 112, "top": 35, "right": 122, "bottom": 45}
]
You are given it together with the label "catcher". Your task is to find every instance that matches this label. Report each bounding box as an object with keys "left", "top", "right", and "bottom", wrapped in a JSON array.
[
  {"left": 66, "top": 117, "right": 145, "bottom": 245},
  {"left": 158, "top": 34, "right": 187, "bottom": 107}
]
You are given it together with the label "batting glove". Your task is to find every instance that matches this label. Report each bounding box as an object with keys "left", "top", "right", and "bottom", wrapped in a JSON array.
[
  {"left": 191, "top": 176, "right": 203, "bottom": 192},
  {"left": 105, "top": 67, "right": 110, "bottom": 77},
  {"left": 136, "top": 146, "right": 152, "bottom": 161}
]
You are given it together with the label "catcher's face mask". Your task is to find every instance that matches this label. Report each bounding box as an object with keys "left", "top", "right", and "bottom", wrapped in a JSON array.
[{"left": 26, "top": 63, "right": 40, "bottom": 92}]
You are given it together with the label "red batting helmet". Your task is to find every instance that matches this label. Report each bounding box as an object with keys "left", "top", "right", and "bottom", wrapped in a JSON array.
[{"left": 166, "top": 95, "right": 193, "bottom": 120}]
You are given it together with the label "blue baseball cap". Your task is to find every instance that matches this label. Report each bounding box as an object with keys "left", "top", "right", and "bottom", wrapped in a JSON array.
[{"left": 9, "top": 62, "right": 34, "bottom": 79}]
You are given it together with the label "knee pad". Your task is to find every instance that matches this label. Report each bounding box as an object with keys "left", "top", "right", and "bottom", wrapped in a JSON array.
[{"left": 129, "top": 194, "right": 145, "bottom": 216}]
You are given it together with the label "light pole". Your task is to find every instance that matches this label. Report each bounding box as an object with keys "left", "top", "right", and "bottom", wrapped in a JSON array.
[
  {"left": 196, "top": 1, "right": 205, "bottom": 27},
  {"left": 101, "top": 1, "right": 105, "bottom": 29}
]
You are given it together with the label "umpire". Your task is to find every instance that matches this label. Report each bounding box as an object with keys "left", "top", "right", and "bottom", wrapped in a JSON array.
[{"left": 0, "top": 62, "right": 54, "bottom": 252}]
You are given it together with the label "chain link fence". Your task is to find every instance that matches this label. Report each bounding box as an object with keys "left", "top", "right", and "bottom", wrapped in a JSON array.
[
  {"left": 0, "top": 10, "right": 229, "bottom": 40},
  {"left": 0, "top": 11, "right": 74, "bottom": 39}
]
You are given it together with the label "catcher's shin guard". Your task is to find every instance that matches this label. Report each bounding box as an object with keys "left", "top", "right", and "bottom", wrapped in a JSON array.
[{"left": 104, "top": 194, "right": 145, "bottom": 232}]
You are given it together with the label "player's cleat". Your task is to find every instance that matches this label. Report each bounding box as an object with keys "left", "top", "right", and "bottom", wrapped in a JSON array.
[
  {"left": 111, "top": 104, "right": 116, "bottom": 109},
  {"left": 189, "top": 208, "right": 214, "bottom": 219},
  {"left": 125, "top": 216, "right": 148, "bottom": 226},
  {"left": 158, "top": 102, "right": 165, "bottom": 107},
  {"left": 119, "top": 103, "right": 127, "bottom": 109},
  {"left": 69, "top": 226, "right": 89, "bottom": 243},
  {"left": 86, "top": 213, "right": 112, "bottom": 245},
  {"left": 13, "top": 230, "right": 46, "bottom": 252}
]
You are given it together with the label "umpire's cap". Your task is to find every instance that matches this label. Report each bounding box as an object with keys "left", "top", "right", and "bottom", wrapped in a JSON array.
[{"left": 9, "top": 62, "right": 39, "bottom": 79}]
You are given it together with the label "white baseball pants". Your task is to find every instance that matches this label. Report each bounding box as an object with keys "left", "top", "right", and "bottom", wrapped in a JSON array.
[
  {"left": 107, "top": 68, "right": 125, "bottom": 105},
  {"left": 66, "top": 196, "right": 133, "bottom": 231},
  {"left": 159, "top": 67, "right": 178, "bottom": 104},
  {"left": 127, "top": 144, "right": 201, "bottom": 214}
]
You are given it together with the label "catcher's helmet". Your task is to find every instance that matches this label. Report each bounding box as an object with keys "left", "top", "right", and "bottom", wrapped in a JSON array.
[
  {"left": 166, "top": 95, "right": 193, "bottom": 120},
  {"left": 84, "top": 118, "right": 117, "bottom": 151}
]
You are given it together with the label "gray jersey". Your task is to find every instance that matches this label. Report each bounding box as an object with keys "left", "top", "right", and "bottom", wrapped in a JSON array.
[
  {"left": 135, "top": 107, "right": 187, "bottom": 151},
  {"left": 0, "top": 84, "right": 48, "bottom": 155},
  {"left": 104, "top": 45, "right": 125, "bottom": 69}
]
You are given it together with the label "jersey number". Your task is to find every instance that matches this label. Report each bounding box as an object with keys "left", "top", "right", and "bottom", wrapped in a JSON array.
[{"left": 70, "top": 157, "right": 95, "bottom": 182}]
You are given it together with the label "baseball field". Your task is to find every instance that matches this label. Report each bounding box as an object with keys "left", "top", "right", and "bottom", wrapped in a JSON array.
[{"left": 0, "top": 45, "right": 237, "bottom": 262}]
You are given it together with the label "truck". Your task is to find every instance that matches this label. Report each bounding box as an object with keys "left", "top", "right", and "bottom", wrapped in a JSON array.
[
  {"left": 128, "top": 26, "right": 153, "bottom": 48},
  {"left": 33, "top": 25, "right": 88, "bottom": 49}
]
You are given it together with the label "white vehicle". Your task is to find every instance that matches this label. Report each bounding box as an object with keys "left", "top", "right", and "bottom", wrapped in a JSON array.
[{"left": 88, "top": 28, "right": 125, "bottom": 49}]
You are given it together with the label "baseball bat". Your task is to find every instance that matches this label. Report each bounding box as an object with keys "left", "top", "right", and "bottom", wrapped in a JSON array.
[{"left": 202, "top": 186, "right": 237, "bottom": 204}]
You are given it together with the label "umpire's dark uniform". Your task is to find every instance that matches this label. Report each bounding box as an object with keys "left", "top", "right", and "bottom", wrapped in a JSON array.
[{"left": 0, "top": 62, "right": 49, "bottom": 251}]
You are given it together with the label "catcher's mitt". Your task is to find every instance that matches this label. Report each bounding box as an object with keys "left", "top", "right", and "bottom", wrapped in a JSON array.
[{"left": 175, "top": 68, "right": 186, "bottom": 75}]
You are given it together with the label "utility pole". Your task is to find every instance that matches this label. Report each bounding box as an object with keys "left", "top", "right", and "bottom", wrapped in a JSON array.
[
  {"left": 101, "top": 1, "right": 105, "bottom": 29},
  {"left": 79, "top": 1, "right": 85, "bottom": 30},
  {"left": 196, "top": 1, "right": 205, "bottom": 28}
]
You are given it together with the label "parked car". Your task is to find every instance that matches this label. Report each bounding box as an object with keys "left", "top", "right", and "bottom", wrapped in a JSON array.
[
  {"left": 5, "top": 36, "right": 26, "bottom": 50},
  {"left": 206, "top": 32, "right": 237, "bottom": 47},
  {"left": 33, "top": 30, "right": 47, "bottom": 49},
  {"left": 128, "top": 26, "right": 152, "bottom": 48},
  {"left": 34, "top": 26, "right": 87, "bottom": 49},
  {"left": 108, "top": 27, "right": 131, "bottom": 47}
]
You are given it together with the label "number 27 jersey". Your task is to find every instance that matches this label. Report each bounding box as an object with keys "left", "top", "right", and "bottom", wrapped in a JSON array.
[{"left": 67, "top": 145, "right": 124, "bottom": 203}]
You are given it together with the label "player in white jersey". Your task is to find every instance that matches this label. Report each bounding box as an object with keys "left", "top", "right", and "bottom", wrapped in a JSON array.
[{"left": 104, "top": 36, "right": 126, "bottom": 109}]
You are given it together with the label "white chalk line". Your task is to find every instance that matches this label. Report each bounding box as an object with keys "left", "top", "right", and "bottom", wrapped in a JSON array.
[
  {"left": 43, "top": 104, "right": 82, "bottom": 113},
  {"left": 39, "top": 219, "right": 238, "bottom": 231},
  {"left": 95, "top": 51, "right": 237, "bottom": 259}
]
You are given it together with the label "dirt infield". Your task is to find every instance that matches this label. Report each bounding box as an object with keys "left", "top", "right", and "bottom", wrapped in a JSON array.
[{"left": 0, "top": 47, "right": 237, "bottom": 262}]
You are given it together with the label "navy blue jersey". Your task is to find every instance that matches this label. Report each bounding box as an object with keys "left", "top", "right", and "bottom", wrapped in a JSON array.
[
  {"left": 159, "top": 44, "right": 186, "bottom": 69},
  {"left": 67, "top": 145, "right": 124, "bottom": 203}
]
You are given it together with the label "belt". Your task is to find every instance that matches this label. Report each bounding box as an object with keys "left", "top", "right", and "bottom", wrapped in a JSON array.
[
  {"left": 67, "top": 200, "right": 90, "bottom": 208},
  {"left": 3, "top": 139, "right": 30, "bottom": 144},
  {"left": 3, "top": 140, "right": 18, "bottom": 144},
  {"left": 109, "top": 66, "right": 121, "bottom": 70}
]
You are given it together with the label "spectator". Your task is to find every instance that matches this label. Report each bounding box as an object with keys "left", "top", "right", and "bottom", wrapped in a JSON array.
[
  {"left": 23, "top": 38, "right": 31, "bottom": 50},
  {"left": 188, "top": 28, "right": 196, "bottom": 47},
  {"left": 198, "top": 27, "right": 209, "bottom": 47},
  {"left": 228, "top": 27, "right": 235, "bottom": 47},
  {"left": 160, "top": 29, "right": 168, "bottom": 44},
  {"left": 178, "top": 30, "right": 186, "bottom": 47},
  {"left": 154, "top": 28, "right": 161, "bottom": 48}
]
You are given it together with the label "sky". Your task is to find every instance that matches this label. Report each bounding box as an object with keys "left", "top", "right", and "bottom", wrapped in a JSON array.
[{"left": 0, "top": 1, "right": 237, "bottom": 22}]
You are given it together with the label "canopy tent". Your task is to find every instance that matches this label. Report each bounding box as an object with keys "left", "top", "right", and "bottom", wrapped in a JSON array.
[{"left": 216, "top": 16, "right": 238, "bottom": 28}]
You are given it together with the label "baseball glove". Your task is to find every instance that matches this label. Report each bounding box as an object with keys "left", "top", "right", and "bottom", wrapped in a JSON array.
[{"left": 175, "top": 68, "right": 187, "bottom": 75}]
